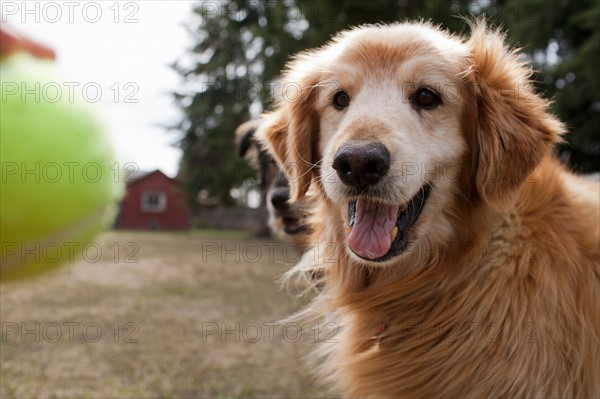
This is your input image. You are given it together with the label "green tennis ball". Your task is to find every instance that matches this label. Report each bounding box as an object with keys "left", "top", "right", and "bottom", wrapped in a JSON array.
[{"left": 1, "top": 54, "right": 124, "bottom": 281}]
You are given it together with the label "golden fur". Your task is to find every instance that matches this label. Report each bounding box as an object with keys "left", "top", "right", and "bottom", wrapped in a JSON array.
[{"left": 258, "top": 21, "right": 600, "bottom": 397}]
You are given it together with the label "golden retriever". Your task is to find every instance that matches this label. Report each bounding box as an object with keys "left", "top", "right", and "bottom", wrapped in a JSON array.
[{"left": 257, "top": 21, "right": 600, "bottom": 398}]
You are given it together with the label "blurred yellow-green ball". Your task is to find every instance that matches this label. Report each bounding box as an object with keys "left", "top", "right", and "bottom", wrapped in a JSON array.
[{"left": 1, "top": 55, "right": 123, "bottom": 281}]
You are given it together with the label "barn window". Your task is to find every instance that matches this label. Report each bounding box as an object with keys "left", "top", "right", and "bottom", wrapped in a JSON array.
[{"left": 141, "top": 192, "right": 167, "bottom": 212}]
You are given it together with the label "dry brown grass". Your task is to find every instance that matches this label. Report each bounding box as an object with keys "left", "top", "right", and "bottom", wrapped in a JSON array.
[{"left": 0, "top": 230, "right": 329, "bottom": 399}]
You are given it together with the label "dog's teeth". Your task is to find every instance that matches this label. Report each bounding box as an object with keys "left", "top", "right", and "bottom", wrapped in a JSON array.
[{"left": 390, "top": 227, "right": 398, "bottom": 241}]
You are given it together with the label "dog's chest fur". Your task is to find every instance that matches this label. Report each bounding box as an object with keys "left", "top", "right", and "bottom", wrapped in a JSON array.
[{"left": 311, "top": 178, "right": 599, "bottom": 398}]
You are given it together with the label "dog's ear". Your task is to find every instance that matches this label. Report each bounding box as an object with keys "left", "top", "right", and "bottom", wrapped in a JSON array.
[
  {"left": 235, "top": 120, "right": 261, "bottom": 157},
  {"left": 466, "top": 22, "right": 564, "bottom": 210},
  {"left": 257, "top": 67, "right": 321, "bottom": 202}
]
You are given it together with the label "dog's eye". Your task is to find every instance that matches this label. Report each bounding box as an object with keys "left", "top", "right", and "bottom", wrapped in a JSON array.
[
  {"left": 333, "top": 91, "right": 350, "bottom": 110},
  {"left": 412, "top": 88, "right": 441, "bottom": 110}
]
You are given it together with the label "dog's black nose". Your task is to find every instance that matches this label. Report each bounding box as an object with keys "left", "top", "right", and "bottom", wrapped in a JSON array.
[
  {"left": 332, "top": 141, "right": 390, "bottom": 188},
  {"left": 270, "top": 189, "right": 290, "bottom": 210}
]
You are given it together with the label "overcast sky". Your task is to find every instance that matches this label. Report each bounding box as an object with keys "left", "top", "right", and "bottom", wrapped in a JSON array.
[{"left": 3, "top": 1, "right": 197, "bottom": 177}]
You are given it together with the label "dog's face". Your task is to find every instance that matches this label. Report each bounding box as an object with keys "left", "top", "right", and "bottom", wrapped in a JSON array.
[
  {"left": 315, "top": 26, "right": 470, "bottom": 263},
  {"left": 258, "top": 22, "right": 563, "bottom": 267},
  {"left": 236, "top": 120, "right": 308, "bottom": 243},
  {"left": 265, "top": 169, "right": 307, "bottom": 237}
]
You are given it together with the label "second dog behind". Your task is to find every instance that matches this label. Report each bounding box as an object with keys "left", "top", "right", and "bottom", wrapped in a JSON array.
[{"left": 235, "top": 119, "right": 309, "bottom": 249}]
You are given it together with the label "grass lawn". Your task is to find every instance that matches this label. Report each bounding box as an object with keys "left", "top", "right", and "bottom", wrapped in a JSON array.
[{"left": 0, "top": 230, "right": 329, "bottom": 398}]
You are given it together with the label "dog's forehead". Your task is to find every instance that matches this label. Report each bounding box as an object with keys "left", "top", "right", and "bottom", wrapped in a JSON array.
[{"left": 331, "top": 24, "right": 467, "bottom": 72}]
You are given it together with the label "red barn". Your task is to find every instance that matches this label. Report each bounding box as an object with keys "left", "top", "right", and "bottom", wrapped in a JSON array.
[{"left": 117, "top": 170, "right": 190, "bottom": 231}]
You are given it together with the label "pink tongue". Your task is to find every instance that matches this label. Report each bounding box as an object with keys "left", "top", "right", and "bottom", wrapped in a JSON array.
[{"left": 348, "top": 199, "right": 399, "bottom": 259}]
